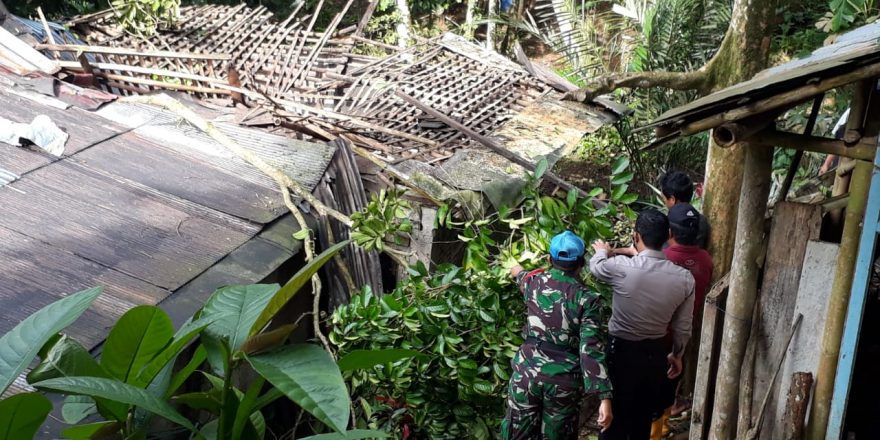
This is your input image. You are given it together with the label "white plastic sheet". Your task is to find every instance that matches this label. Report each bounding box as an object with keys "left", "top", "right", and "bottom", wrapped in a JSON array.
[{"left": 0, "top": 114, "right": 67, "bottom": 156}]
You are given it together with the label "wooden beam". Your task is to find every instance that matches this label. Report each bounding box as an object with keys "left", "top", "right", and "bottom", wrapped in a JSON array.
[
  {"left": 783, "top": 372, "right": 813, "bottom": 440},
  {"left": 777, "top": 96, "right": 824, "bottom": 204},
  {"left": 679, "top": 61, "right": 880, "bottom": 136},
  {"left": 394, "top": 90, "right": 591, "bottom": 199},
  {"left": 690, "top": 274, "right": 730, "bottom": 440},
  {"left": 746, "top": 129, "right": 877, "bottom": 161},
  {"left": 35, "top": 43, "right": 231, "bottom": 60}
]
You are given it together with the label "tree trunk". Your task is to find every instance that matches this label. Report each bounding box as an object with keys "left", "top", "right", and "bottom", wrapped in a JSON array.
[
  {"left": 708, "top": 145, "right": 774, "bottom": 440},
  {"left": 396, "top": 0, "right": 412, "bottom": 48},
  {"left": 465, "top": 0, "right": 477, "bottom": 39},
  {"left": 486, "top": 0, "right": 497, "bottom": 50},
  {"left": 702, "top": 0, "right": 777, "bottom": 284}
]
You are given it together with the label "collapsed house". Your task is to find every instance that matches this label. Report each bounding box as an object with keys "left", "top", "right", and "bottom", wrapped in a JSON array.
[{"left": 0, "top": 1, "right": 623, "bottom": 410}]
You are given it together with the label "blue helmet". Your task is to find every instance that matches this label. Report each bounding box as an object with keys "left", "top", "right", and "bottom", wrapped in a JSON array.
[{"left": 549, "top": 230, "right": 585, "bottom": 262}]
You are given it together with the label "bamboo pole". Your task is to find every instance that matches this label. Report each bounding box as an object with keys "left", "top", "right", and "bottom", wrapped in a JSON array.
[
  {"left": 807, "top": 159, "right": 874, "bottom": 439},
  {"left": 708, "top": 143, "right": 774, "bottom": 439},
  {"left": 35, "top": 43, "right": 231, "bottom": 60},
  {"left": 745, "top": 130, "right": 877, "bottom": 161}
]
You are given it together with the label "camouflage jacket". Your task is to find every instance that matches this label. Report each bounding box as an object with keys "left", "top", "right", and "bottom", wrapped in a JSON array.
[{"left": 514, "top": 267, "right": 613, "bottom": 399}]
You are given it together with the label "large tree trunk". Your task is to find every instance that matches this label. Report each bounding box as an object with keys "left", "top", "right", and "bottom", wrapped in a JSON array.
[
  {"left": 701, "top": 1, "right": 779, "bottom": 439},
  {"left": 702, "top": 0, "right": 777, "bottom": 283},
  {"left": 396, "top": 0, "right": 412, "bottom": 48}
]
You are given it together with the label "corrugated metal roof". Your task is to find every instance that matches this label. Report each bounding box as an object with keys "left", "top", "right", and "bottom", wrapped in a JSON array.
[{"left": 648, "top": 21, "right": 880, "bottom": 131}]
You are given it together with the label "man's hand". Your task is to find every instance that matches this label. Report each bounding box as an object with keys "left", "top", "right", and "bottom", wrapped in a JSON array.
[
  {"left": 592, "top": 240, "right": 611, "bottom": 253},
  {"left": 667, "top": 352, "right": 683, "bottom": 379},
  {"left": 597, "top": 398, "right": 613, "bottom": 432},
  {"left": 510, "top": 265, "right": 524, "bottom": 278},
  {"left": 610, "top": 245, "right": 637, "bottom": 257}
]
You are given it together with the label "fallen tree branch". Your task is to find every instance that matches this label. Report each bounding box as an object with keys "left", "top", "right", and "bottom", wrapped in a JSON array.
[
  {"left": 563, "top": 69, "right": 710, "bottom": 103},
  {"left": 121, "top": 93, "right": 339, "bottom": 356}
]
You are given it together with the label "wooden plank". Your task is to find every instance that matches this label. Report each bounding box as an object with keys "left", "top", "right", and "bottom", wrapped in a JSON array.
[
  {"left": 0, "top": 143, "right": 54, "bottom": 177},
  {"left": 751, "top": 203, "right": 821, "bottom": 435},
  {"left": 690, "top": 274, "right": 730, "bottom": 440},
  {"left": 0, "top": 26, "right": 59, "bottom": 74},
  {"left": 0, "top": 225, "right": 170, "bottom": 347},
  {"left": 75, "top": 132, "right": 285, "bottom": 224},
  {"left": 0, "top": 160, "right": 259, "bottom": 290},
  {"left": 768, "top": 241, "right": 838, "bottom": 438}
]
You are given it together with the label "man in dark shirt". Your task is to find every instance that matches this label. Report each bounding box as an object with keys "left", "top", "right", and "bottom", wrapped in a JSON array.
[
  {"left": 503, "top": 230, "right": 613, "bottom": 439},
  {"left": 652, "top": 203, "right": 714, "bottom": 437},
  {"left": 660, "top": 171, "right": 710, "bottom": 250}
]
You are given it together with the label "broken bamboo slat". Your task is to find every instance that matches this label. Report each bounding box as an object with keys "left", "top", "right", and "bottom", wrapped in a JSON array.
[
  {"left": 55, "top": 60, "right": 227, "bottom": 85},
  {"left": 395, "top": 90, "right": 591, "bottom": 198},
  {"left": 36, "top": 44, "right": 230, "bottom": 60}
]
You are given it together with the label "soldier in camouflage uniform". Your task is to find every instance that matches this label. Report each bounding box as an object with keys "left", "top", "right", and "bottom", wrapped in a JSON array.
[{"left": 502, "top": 231, "right": 613, "bottom": 440}]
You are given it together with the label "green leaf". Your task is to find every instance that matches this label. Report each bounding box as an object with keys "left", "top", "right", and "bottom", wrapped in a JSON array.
[
  {"left": 172, "top": 392, "right": 221, "bottom": 413},
  {"left": 60, "top": 421, "right": 120, "bottom": 440},
  {"left": 611, "top": 156, "right": 630, "bottom": 175},
  {"left": 534, "top": 158, "right": 549, "bottom": 179},
  {"left": 102, "top": 306, "right": 174, "bottom": 384},
  {"left": 241, "top": 324, "right": 297, "bottom": 355},
  {"left": 336, "top": 349, "right": 423, "bottom": 372},
  {"left": 132, "top": 317, "right": 211, "bottom": 388},
  {"left": 611, "top": 184, "right": 628, "bottom": 201},
  {"left": 293, "top": 229, "right": 311, "bottom": 240},
  {"left": 166, "top": 345, "right": 206, "bottom": 397},
  {"left": 33, "top": 377, "right": 196, "bottom": 432},
  {"left": 247, "top": 345, "right": 350, "bottom": 433},
  {"left": 611, "top": 171, "right": 634, "bottom": 185},
  {"left": 252, "top": 240, "right": 349, "bottom": 333},
  {"left": 0, "top": 393, "right": 52, "bottom": 440},
  {"left": 0, "top": 287, "right": 101, "bottom": 395},
  {"left": 299, "top": 430, "right": 391, "bottom": 440},
  {"left": 27, "top": 335, "right": 109, "bottom": 384},
  {"left": 202, "top": 284, "right": 280, "bottom": 352},
  {"left": 62, "top": 395, "right": 97, "bottom": 424},
  {"left": 619, "top": 194, "right": 639, "bottom": 204}
]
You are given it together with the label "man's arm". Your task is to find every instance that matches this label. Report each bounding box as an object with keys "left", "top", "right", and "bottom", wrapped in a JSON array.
[
  {"left": 579, "top": 296, "right": 613, "bottom": 399},
  {"left": 589, "top": 241, "right": 621, "bottom": 283},
  {"left": 670, "top": 280, "right": 695, "bottom": 357}
]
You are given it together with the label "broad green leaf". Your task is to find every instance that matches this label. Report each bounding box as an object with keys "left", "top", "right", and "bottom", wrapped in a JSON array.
[
  {"left": 201, "top": 335, "right": 229, "bottom": 376},
  {"left": 61, "top": 421, "right": 120, "bottom": 440},
  {"left": 252, "top": 388, "right": 283, "bottom": 412},
  {"left": 0, "top": 287, "right": 101, "bottom": 394},
  {"left": 0, "top": 393, "right": 52, "bottom": 440},
  {"left": 534, "top": 158, "right": 549, "bottom": 179},
  {"left": 102, "top": 306, "right": 174, "bottom": 384},
  {"left": 132, "top": 317, "right": 211, "bottom": 388},
  {"left": 26, "top": 335, "right": 127, "bottom": 422},
  {"left": 172, "top": 392, "right": 221, "bottom": 413},
  {"left": 28, "top": 335, "right": 109, "bottom": 384},
  {"left": 241, "top": 324, "right": 296, "bottom": 355},
  {"left": 33, "top": 376, "right": 195, "bottom": 432},
  {"left": 611, "top": 171, "right": 634, "bottom": 185},
  {"left": 299, "top": 430, "right": 391, "bottom": 440},
  {"left": 336, "top": 349, "right": 423, "bottom": 372},
  {"left": 247, "top": 345, "right": 350, "bottom": 432},
  {"left": 166, "top": 345, "right": 206, "bottom": 397},
  {"left": 252, "top": 241, "right": 349, "bottom": 333},
  {"left": 202, "top": 284, "right": 279, "bottom": 352},
  {"left": 611, "top": 156, "right": 630, "bottom": 175},
  {"left": 611, "top": 184, "right": 628, "bottom": 201},
  {"left": 62, "top": 395, "right": 97, "bottom": 424}
]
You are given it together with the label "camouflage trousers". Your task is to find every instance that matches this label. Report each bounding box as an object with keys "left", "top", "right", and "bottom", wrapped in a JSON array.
[{"left": 501, "top": 360, "right": 582, "bottom": 440}]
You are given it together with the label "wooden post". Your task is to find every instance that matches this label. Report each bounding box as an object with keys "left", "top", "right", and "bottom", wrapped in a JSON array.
[
  {"left": 708, "top": 143, "right": 774, "bottom": 439},
  {"left": 690, "top": 274, "right": 730, "bottom": 440},
  {"left": 783, "top": 372, "right": 813, "bottom": 440}
]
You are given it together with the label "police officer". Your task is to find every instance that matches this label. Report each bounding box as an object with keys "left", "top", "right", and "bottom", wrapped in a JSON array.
[{"left": 502, "top": 230, "right": 613, "bottom": 440}]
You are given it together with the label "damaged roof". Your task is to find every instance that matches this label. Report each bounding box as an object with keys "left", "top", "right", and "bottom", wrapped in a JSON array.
[
  {"left": 0, "top": 73, "right": 334, "bottom": 395},
  {"left": 50, "top": 4, "right": 622, "bottom": 209},
  {"left": 645, "top": 21, "right": 880, "bottom": 141}
]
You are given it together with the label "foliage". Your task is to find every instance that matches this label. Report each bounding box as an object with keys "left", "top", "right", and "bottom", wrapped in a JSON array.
[
  {"left": 330, "top": 160, "right": 638, "bottom": 438},
  {"left": 817, "top": 0, "right": 878, "bottom": 32},
  {"left": 0, "top": 242, "right": 407, "bottom": 439},
  {"left": 109, "top": 0, "right": 180, "bottom": 35},
  {"left": 351, "top": 189, "right": 414, "bottom": 254}
]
